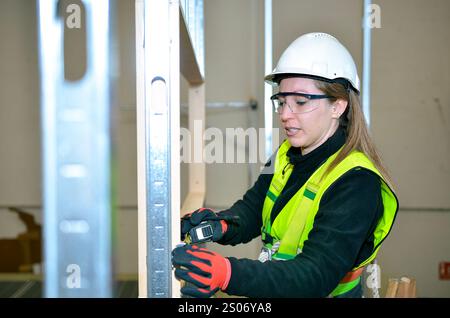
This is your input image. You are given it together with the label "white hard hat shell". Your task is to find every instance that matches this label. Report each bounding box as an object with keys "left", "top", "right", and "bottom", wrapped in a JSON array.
[{"left": 265, "top": 32, "right": 360, "bottom": 92}]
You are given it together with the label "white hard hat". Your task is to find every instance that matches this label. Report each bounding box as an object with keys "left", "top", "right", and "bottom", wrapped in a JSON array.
[{"left": 265, "top": 32, "right": 360, "bottom": 93}]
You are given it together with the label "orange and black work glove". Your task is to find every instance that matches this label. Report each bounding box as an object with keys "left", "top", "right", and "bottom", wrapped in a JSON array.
[
  {"left": 181, "top": 208, "right": 228, "bottom": 242},
  {"left": 172, "top": 244, "right": 231, "bottom": 298}
]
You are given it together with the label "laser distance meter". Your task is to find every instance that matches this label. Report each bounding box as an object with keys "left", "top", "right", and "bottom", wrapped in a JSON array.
[{"left": 185, "top": 221, "right": 214, "bottom": 244}]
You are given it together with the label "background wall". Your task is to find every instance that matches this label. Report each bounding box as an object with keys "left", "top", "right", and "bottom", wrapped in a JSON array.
[
  {"left": 0, "top": 0, "right": 41, "bottom": 206},
  {"left": 0, "top": 0, "right": 448, "bottom": 296},
  {"left": 201, "top": 0, "right": 264, "bottom": 260},
  {"left": 371, "top": 0, "right": 450, "bottom": 297}
]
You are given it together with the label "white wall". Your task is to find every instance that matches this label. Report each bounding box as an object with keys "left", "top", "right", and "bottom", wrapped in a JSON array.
[
  {"left": 379, "top": 211, "right": 450, "bottom": 297},
  {"left": 372, "top": 0, "right": 450, "bottom": 297},
  {"left": 0, "top": 0, "right": 41, "bottom": 206},
  {"left": 201, "top": 0, "right": 265, "bottom": 259}
]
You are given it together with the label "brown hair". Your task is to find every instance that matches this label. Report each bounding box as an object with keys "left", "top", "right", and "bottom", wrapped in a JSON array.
[{"left": 314, "top": 80, "right": 395, "bottom": 190}]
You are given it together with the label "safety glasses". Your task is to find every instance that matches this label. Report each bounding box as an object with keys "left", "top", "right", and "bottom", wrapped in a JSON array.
[{"left": 271, "top": 92, "right": 333, "bottom": 114}]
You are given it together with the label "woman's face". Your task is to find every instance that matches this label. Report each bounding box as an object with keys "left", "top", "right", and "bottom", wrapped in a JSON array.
[{"left": 278, "top": 77, "right": 342, "bottom": 154}]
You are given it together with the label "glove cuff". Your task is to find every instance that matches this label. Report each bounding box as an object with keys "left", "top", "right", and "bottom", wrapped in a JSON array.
[
  {"left": 219, "top": 220, "right": 228, "bottom": 234},
  {"left": 222, "top": 257, "right": 232, "bottom": 291}
]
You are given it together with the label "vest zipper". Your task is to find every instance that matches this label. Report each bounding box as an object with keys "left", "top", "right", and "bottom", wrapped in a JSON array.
[{"left": 282, "top": 162, "right": 292, "bottom": 178}]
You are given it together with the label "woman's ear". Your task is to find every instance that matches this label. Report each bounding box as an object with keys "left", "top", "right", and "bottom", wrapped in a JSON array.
[{"left": 331, "top": 99, "right": 348, "bottom": 119}]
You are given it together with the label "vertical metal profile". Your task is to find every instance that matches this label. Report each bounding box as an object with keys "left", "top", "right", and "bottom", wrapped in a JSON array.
[
  {"left": 362, "top": 0, "right": 381, "bottom": 299},
  {"left": 144, "top": 0, "right": 172, "bottom": 297},
  {"left": 136, "top": 0, "right": 180, "bottom": 298},
  {"left": 362, "top": 0, "right": 372, "bottom": 127},
  {"left": 38, "top": 0, "right": 115, "bottom": 297},
  {"left": 264, "top": 0, "right": 273, "bottom": 161}
]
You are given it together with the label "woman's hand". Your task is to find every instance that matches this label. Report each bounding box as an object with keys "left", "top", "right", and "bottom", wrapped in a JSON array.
[
  {"left": 172, "top": 244, "right": 231, "bottom": 298},
  {"left": 180, "top": 208, "right": 228, "bottom": 242}
]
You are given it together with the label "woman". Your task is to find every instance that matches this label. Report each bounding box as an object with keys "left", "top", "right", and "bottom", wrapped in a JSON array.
[{"left": 172, "top": 32, "right": 399, "bottom": 298}]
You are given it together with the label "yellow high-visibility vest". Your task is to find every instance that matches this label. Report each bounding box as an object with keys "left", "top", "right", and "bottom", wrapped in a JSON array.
[{"left": 261, "top": 140, "right": 398, "bottom": 296}]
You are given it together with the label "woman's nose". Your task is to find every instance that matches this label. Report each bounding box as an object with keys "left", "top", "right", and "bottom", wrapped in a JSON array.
[{"left": 279, "top": 104, "right": 293, "bottom": 122}]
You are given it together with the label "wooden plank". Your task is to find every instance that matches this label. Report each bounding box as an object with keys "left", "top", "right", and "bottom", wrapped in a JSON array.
[
  {"left": 396, "top": 277, "right": 410, "bottom": 298},
  {"left": 396, "top": 276, "right": 417, "bottom": 298},
  {"left": 181, "top": 192, "right": 205, "bottom": 216},
  {"left": 410, "top": 278, "right": 417, "bottom": 297},
  {"left": 385, "top": 278, "right": 399, "bottom": 298},
  {"left": 188, "top": 83, "right": 206, "bottom": 194},
  {"left": 180, "top": 7, "right": 203, "bottom": 84}
]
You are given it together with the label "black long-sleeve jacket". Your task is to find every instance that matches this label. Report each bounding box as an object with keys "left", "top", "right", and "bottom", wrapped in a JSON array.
[{"left": 217, "top": 128, "right": 384, "bottom": 297}]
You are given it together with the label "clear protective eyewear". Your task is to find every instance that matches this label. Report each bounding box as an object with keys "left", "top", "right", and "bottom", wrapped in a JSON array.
[{"left": 271, "top": 92, "right": 333, "bottom": 114}]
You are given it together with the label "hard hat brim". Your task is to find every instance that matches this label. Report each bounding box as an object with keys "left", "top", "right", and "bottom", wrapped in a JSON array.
[{"left": 265, "top": 72, "right": 359, "bottom": 95}]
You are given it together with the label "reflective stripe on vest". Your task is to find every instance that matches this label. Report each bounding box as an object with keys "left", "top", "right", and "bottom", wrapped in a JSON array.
[{"left": 261, "top": 140, "right": 399, "bottom": 296}]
